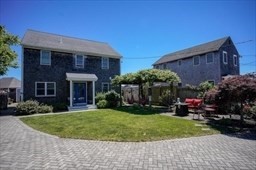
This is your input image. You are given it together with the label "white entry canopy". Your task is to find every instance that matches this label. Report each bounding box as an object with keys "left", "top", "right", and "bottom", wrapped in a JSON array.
[{"left": 66, "top": 73, "right": 98, "bottom": 81}]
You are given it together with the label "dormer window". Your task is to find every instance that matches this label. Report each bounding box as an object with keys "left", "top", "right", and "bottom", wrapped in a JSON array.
[
  {"left": 75, "top": 55, "right": 84, "bottom": 68},
  {"left": 40, "top": 50, "right": 51, "bottom": 65}
]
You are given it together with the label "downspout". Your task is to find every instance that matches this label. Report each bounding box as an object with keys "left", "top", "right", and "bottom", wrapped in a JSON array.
[{"left": 21, "top": 47, "right": 24, "bottom": 101}]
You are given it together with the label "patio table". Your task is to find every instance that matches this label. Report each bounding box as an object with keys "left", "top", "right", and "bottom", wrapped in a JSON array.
[{"left": 175, "top": 103, "right": 189, "bottom": 116}]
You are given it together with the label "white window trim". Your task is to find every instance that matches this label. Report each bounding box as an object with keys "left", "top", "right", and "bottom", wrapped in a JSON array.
[
  {"left": 102, "top": 82, "right": 109, "bottom": 92},
  {"left": 40, "top": 50, "right": 51, "bottom": 65},
  {"left": 35, "top": 82, "right": 56, "bottom": 97},
  {"left": 206, "top": 53, "right": 214, "bottom": 64},
  {"left": 102, "top": 57, "right": 109, "bottom": 69},
  {"left": 223, "top": 51, "right": 228, "bottom": 64},
  {"left": 193, "top": 56, "right": 200, "bottom": 66},
  {"left": 233, "top": 54, "right": 237, "bottom": 66},
  {"left": 75, "top": 54, "right": 84, "bottom": 68}
]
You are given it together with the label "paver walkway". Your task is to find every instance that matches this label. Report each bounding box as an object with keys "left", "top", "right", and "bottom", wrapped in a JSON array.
[{"left": 0, "top": 114, "right": 256, "bottom": 170}]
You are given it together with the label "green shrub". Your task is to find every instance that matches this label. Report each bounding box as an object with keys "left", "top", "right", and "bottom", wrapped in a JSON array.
[
  {"left": 198, "top": 81, "right": 214, "bottom": 98},
  {"left": 96, "top": 100, "right": 108, "bottom": 109},
  {"left": 96, "top": 91, "right": 120, "bottom": 108},
  {"left": 95, "top": 92, "right": 106, "bottom": 104},
  {"left": 159, "top": 90, "right": 173, "bottom": 106},
  {"left": 132, "top": 103, "right": 141, "bottom": 110},
  {"left": 250, "top": 106, "right": 256, "bottom": 120},
  {"left": 105, "top": 90, "right": 120, "bottom": 107},
  {"left": 16, "top": 100, "right": 39, "bottom": 115},
  {"left": 16, "top": 100, "right": 53, "bottom": 115},
  {"left": 37, "top": 104, "right": 53, "bottom": 113}
]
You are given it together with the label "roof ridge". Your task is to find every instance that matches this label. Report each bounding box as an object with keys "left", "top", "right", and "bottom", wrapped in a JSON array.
[
  {"left": 164, "top": 36, "right": 229, "bottom": 56},
  {"left": 153, "top": 36, "right": 231, "bottom": 65},
  {"left": 26, "top": 29, "right": 109, "bottom": 45}
]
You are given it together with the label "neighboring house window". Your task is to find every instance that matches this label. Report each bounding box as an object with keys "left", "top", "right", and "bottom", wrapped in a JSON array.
[
  {"left": 75, "top": 55, "right": 84, "bottom": 68},
  {"left": 223, "top": 51, "right": 228, "bottom": 64},
  {"left": 40, "top": 50, "right": 51, "bottom": 65},
  {"left": 233, "top": 55, "right": 237, "bottom": 66},
  {"left": 155, "top": 65, "right": 159, "bottom": 69},
  {"left": 102, "top": 57, "right": 109, "bottom": 69},
  {"left": 35, "top": 82, "right": 56, "bottom": 97},
  {"left": 208, "top": 80, "right": 215, "bottom": 85},
  {"left": 193, "top": 56, "right": 200, "bottom": 66},
  {"left": 102, "top": 83, "right": 109, "bottom": 92},
  {"left": 206, "top": 53, "right": 214, "bottom": 64},
  {"left": 163, "top": 63, "right": 167, "bottom": 69},
  {"left": 178, "top": 60, "right": 182, "bottom": 66}
]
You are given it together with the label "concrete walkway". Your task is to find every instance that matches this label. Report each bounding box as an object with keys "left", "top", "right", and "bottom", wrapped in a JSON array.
[{"left": 0, "top": 112, "right": 256, "bottom": 169}]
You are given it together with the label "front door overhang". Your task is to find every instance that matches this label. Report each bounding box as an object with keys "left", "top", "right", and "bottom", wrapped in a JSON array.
[
  {"left": 66, "top": 73, "right": 98, "bottom": 81},
  {"left": 66, "top": 73, "right": 98, "bottom": 108}
]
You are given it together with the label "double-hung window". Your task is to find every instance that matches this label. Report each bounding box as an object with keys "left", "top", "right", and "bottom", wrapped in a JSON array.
[
  {"left": 223, "top": 51, "right": 228, "bottom": 64},
  {"left": 102, "top": 57, "right": 109, "bottom": 69},
  {"left": 102, "top": 83, "right": 109, "bottom": 92},
  {"left": 75, "top": 55, "right": 84, "bottom": 68},
  {"left": 206, "top": 53, "right": 214, "bottom": 64},
  {"left": 233, "top": 55, "right": 237, "bottom": 66},
  {"left": 40, "top": 50, "right": 51, "bottom": 65},
  {"left": 178, "top": 60, "right": 182, "bottom": 66},
  {"left": 35, "top": 82, "right": 56, "bottom": 97},
  {"left": 193, "top": 56, "right": 200, "bottom": 66}
]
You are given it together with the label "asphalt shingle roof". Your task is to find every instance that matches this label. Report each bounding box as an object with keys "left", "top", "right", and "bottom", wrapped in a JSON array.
[
  {"left": 21, "top": 30, "right": 122, "bottom": 59},
  {"left": 153, "top": 36, "right": 230, "bottom": 65},
  {"left": 0, "top": 77, "right": 21, "bottom": 89}
]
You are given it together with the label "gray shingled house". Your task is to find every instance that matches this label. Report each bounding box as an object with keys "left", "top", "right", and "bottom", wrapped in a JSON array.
[
  {"left": 153, "top": 37, "right": 240, "bottom": 86},
  {"left": 0, "top": 77, "right": 21, "bottom": 102},
  {"left": 21, "top": 30, "right": 122, "bottom": 110}
]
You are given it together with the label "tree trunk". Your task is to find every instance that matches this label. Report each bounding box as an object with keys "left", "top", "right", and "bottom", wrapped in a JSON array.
[
  {"left": 119, "top": 84, "right": 122, "bottom": 107},
  {"left": 138, "top": 84, "right": 141, "bottom": 104}
]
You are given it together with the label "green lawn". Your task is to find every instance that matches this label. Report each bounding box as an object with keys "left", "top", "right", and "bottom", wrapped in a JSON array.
[{"left": 20, "top": 107, "right": 219, "bottom": 142}]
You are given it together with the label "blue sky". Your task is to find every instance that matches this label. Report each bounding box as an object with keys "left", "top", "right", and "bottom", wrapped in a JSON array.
[{"left": 0, "top": 0, "right": 255, "bottom": 80}]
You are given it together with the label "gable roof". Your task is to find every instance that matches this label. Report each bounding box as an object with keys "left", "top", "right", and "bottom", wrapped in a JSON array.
[
  {"left": 21, "top": 29, "right": 122, "bottom": 59},
  {"left": 0, "top": 77, "right": 21, "bottom": 89},
  {"left": 153, "top": 36, "right": 230, "bottom": 65}
]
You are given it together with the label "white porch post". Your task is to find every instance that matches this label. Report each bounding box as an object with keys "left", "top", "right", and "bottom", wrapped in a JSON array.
[
  {"left": 70, "top": 80, "right": 73, "bottom": 107},
  {"left": 92, "top": 81, "right": 95, "bottom": 106}
]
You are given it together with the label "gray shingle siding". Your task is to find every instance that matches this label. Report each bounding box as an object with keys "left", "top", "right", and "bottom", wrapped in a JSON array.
[
  {"left": 161, "top": 52, "right": 221, "bottom": 86},
  {"left": 219, "top": 40, "right": 240, "bottom": 77},
  {"left": 154, "top": 37, "right": 240, "bottom": 86},
  {"left": 23, "top": 48, "right": 120, "bottom": 103}
]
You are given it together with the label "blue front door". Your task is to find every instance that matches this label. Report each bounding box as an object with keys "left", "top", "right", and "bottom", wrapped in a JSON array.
[{"left": 73, "top": 82, "right": 86, "bottom": 105}]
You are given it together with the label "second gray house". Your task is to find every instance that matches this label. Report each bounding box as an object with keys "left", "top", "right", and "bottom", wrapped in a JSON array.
[
  {"left": 21, "top": 30, "right": 121, "bottom": 110},
  {"left": 153, "top": 36, "right": 240, "bottom": 86}
]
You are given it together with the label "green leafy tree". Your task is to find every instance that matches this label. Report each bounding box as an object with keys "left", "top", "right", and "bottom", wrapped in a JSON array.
[
  {"left": 198, "top": 81, "right": 214, "bottom": 98},
  {"left": 112, "top": 69, "right": 180, "bottom": 106},
  {"left": 0, "top": 26, "right": 20, "bottom": 75}
]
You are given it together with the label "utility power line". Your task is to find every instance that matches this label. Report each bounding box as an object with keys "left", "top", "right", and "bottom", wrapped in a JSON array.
[{"left": 122, "top": 39, "right": 254, "bottom": 60}]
